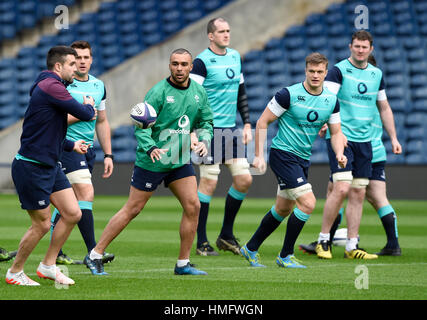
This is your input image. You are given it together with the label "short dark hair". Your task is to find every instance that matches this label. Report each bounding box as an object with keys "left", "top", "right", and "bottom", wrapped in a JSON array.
[
  {"left": 70, "top": 40, "right": 92, "bottom": 56},
  {"left": 170, "top": 48, "right": 192, "bottom": 60},
  {"left": 207, "top": 17, "right": 227, "bottom": 34},
  {"left": 351, "top": 30, "right": 373, "bottom": 46},
  {"left": 46, "top": 46, "right": 77, "bottom": 70},
  {"left": 305, "top": 52, "right": 328, "bottom": 68}
]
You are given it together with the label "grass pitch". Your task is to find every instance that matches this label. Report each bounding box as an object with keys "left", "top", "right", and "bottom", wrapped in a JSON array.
[{"left": 0, "top": 194, "right": 426, "bottom": 301}]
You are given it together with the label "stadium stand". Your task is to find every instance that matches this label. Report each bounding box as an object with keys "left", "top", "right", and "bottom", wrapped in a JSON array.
[
  {"left": 1, "top": 0, "right": 427, "bottom": 166},
  {"left": 0, "top": 0, "right": 235, "bottom": 131}
]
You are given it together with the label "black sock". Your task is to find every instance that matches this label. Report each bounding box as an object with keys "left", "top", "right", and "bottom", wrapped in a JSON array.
[
  {"left": 197, "top": 201, "right": 210, "bottom": 247},
  {"left": 78, "top": 209, "right": 97, "bottom": 253},
  {"left": 280, "top": 209, "right": 309, "bottom": 258},
  {"left": 219, "top": 187, "right": 246, "bottom": 239},
  {"left": 329, "top": 208, "right": 343, "bottom": 244},
  {"left": 380, "top": 212, "right": 400, "bottom": 248},
  {"left": 247, "top": 209, "right": 283, "bottom": 252}
]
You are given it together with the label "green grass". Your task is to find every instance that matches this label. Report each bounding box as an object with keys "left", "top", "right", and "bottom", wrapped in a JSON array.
[{"left": 0, "top": 194, "right": 426, "bottom": 300}]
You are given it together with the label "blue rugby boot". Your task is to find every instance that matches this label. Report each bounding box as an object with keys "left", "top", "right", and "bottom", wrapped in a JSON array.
[
  {"left": 83, "top": 254, "right": 108, "bottom": 275},
  {"left": 240, "top": 244, "right": 265, "bottom": 267},
  {"left": 174, "top": 263, "right": 207, "bottom": 275},
  {"left": 276, "top": 254, "right": 307, "bottom": 269}
]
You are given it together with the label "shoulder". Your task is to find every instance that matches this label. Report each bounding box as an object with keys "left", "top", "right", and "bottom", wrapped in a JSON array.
[{"left": 38, "top": 78, "right": 71, "bottom": 100}]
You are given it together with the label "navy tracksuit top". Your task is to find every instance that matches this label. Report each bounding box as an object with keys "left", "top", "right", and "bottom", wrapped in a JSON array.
[{"left": 17, "top": 71, "right": 95, "bottom": 167}]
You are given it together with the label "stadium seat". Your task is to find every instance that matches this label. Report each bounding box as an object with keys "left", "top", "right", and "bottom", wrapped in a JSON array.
[
  {"left": 406, "top": 112, "right": 427, "bottom": 127},
  {"left": 405, "top": 153, "right": 424, "bottom": 164},
  {"left": 413, "top": 99, "right": 427, "bottom": 112}
]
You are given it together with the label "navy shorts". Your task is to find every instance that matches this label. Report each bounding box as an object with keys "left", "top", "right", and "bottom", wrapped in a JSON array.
[
  {"left": 195, "top": 127, "right": 247, "bottom": 165},
  {"left": 326, "top": 139, "right": 372, "bottom": 178},
  {"left": 269, "top": 148, "right": 310, "bottom": 190},
  {"left": 370, "top": 161, "right": 386, "bottom": 181},
  {"left": 131, "top": 164, "right": 195, "bottom": 192},
  {"left": 60, "top": 147, "right": 96, "bottom": 174},
  {"left": 11, "top": 158, "right": 71, "bottom": 210}
]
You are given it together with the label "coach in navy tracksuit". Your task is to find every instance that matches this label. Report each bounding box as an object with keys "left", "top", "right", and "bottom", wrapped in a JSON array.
[{"left": 5, "top": 46, "right": 96, "bottom": 286}]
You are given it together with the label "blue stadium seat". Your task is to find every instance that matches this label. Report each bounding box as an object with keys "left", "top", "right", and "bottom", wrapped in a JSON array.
[
  {"left": 266, "top": 60, "right": 287, "bottom": 75},
  {"left": 406, "top": 112, "right": 427, "bottom": 127},
  {"left": 389, "top": 98, "right": 408, "bottom": 112},
  {"left": 244, "top": 74, "right": 265, "bottom": 88},
  {"left": 412, "top": 87, "right": 427, "bottom": 100},
  {"left": 407, "top": 126, "right": 427, "bottom": 140},
  {"left": 405, "top": 153, "right": 424, "bottom": 165},
  {"left": 413, "top": 99, "right": 427, "bottom": 112}
]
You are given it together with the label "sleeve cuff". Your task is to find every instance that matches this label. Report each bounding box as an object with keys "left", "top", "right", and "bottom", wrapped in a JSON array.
[{"left": 63, "top": 139, "right": 75, "bottom": 152}]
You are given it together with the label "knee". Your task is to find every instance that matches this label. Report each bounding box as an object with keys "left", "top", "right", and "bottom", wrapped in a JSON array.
[
  {"left": 333, "top": 183, "right": 351, "bottom": 199},
  {"left": 199, "top": 178, "right": 218, "bottom": 195},
  {"left": 184, "top": 197, "right": 201, "bottom": 218},
  {"left": 234, "top": 174, "right": 252, "bottom": 192},
  {"left": 64, "top": 208, "right": 82, "bottom": 225}
]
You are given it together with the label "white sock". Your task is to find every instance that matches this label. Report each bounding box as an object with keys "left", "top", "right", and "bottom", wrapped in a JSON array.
[
  {"left": 89, "top": 249, "right": 103, "bottom": 260},
  {"left": 318, "top": 232, "right": 330, "bottom": 243},
  {"left": 346, "top": 238, "right": 358, "bottom": 252},
  {"left": 40, "top": 263, "right": 55, "bottom": 270},
  {"left": 176, "top": 259, "right": 190, "bottom": 267}
]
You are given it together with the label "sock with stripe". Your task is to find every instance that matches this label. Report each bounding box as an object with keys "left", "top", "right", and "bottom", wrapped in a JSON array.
[
  {"left": 219, "top": 186, "right": 246, "bottom": 239},
  {"left": 377, "top": 205, "right": 400, "bottom": 249},
  {"left": 77, "top": 201, "right": 97, "bottom": 253},
  {"left": 51, "top": 208, "right": 64, "bottom": 257},
  {"left": 329, "top": 207, "right": 344, "bottom": 243},
  {"left": 280, "top": 208, "right": 310, "bottom": 257},
  {"left": 246, "top": 206, "right": 284, "bottom": 252},
  {"left": 197, "top": 191, "right": 211, "bottom": 247}
]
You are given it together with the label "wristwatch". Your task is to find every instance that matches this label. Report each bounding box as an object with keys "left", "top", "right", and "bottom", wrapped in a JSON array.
[{"left": 104, "top": 154, "right": 114, "bottom": 160}]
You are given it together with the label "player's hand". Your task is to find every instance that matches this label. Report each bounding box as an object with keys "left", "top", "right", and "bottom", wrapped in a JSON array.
[
  {"left": 391, "top": 138, "right": 402, "bottom": 154},
  {"left": 318, "top": 123, "right": 328, "bottom": 138},
  {"left": 336, "top": 154, "right": 347, "bottom": 169},
  {"left": 190, "top": 132, "right": 198, "bottom": 150},
  {"left": 252, "top": 156, "right": 266, "bottom": 174},
  {"left": 193, "top": 141, "right": 208, "bottom": 157},
  {"left": 84, "top": 95, "right": 95, "bottom": 106},
  {"left": 74, "top": 140, "right": 89, "bottom": 154},
  {"left": 242, "top": 123, "right": 252, "bottom": 145},
  {"left": 103, "top": 157, "right": 114, "bottom": 178},
  {"left": 150, "top": 148, "right": 168, "bottom": 163}
]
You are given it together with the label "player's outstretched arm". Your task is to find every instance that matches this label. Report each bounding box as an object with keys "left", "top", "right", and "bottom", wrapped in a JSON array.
[{"left": 377, "top": 99, "right": 402, "bottom": 154}]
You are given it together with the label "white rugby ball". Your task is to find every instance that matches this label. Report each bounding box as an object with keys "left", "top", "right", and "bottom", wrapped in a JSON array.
[
  {"left": 332, "top": 228, "right": 347, "bottom": 247},
  {"left": 130, "top": 102, "right": 157, "bottom": 129},
  {"left": 332, "top": 228, "right": 360, "bottom": 246}
]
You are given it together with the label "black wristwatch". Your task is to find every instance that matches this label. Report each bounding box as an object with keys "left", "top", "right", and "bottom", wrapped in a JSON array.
[{"left": 104, "top": 154, "right": 114, "bottom": 160}]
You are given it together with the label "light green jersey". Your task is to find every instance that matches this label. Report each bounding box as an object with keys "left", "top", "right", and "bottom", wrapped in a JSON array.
[
  {"left": 325, "top": 59, "right": 385, "bottom": 142},
  {"left": 135, "top": 78, "right": 213, "bottom": 172},
  {"left": 191, "top": 48, "right": 242, "bottom": 127},
  {"left": 269, "top": 83, "right": 340, "bottom": 160},
  {"left": 66, "top": 75, "right": 106, "bottom": 145}
]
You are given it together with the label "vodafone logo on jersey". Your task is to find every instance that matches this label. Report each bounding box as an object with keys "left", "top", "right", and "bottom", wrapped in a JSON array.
[{"left": 169, "top": 115, "right": 190, "bottom": 134}]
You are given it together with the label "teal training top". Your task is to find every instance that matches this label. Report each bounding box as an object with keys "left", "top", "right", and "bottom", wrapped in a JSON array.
[
  {"left": 190, "top": 48, "right": 242, "bottom": 127},
  {"left": 66, "top": 75, "right": 106, "bottom": 146},
  {"left": 324, "top": 59, "right": 385, "bottom": 142},
  {"left": 268, "top": 82, "right": 340, "bottom": 160}
]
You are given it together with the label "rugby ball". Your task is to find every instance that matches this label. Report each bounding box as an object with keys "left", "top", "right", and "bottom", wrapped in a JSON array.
[
  {"left": 332, "top": 228, "right": 347, "bottom": 247},
  {"left": 332, "top": 228, "right": 360, "bottom": 246},
  {"left": 130, "top": 102, "right": 157, "bottom": 129}
]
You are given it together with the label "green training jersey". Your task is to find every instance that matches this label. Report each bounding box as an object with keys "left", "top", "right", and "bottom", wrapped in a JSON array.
[
  {"left": 190, "top": 48, "right": 242, "bottom": 127},
  {"left": 135, "top": 78, "right": 213, "bottom": 172},
  {"left": 66, "top": 75, "right": 106, "bottom": 146},
  {"left": 324, "top": 59, "right": 385, "bottom": 142},
  {"left": 268, "top": 83, "right": 340, "bottom": 160}
]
